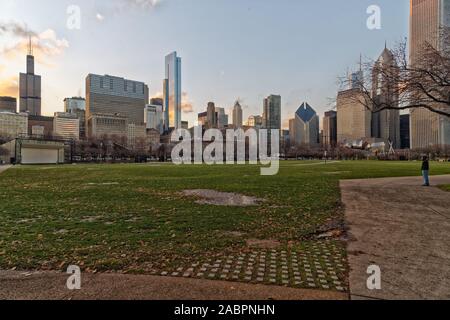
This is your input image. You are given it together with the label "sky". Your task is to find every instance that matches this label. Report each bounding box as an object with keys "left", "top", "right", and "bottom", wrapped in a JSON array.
[{"left": 0, "top": 0, "right": 410, "bottom": 128}]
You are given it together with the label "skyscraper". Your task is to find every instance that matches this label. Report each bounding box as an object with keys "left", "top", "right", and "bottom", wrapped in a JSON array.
[
  {"left": 64, "top": 97, "right": 86, "bottom": 139},
  {"left": 216, "top": 107, "right": 229, "bottom": 128},
  {"left": 247, "top": 115, "right": 263, "bottom": 129},
  {"left": 400, "top": 114, "right": 411, "bottom": 149},
  {"left": 232, "top": 101, "right": 243, "bottom": 128},
  {"left": 263, "top": 95, "right": 281, "bottom": 130},
  {"left": 85, "top": 74, "right": 148, "bottom": 137},
  {"left": 336, "top": 88, "right": 372, "bottom": 143},
  {"left": 371, "top": 47, "right": 401, "bottom": 148},
  {"left": 53, "top": 112, "right": 80, "bottom": 140},
  {"left": 163, "top": 51, "right": 182, "bottom": 131},
  {"left": 64, "top": 97, "right": 86, "bottom": 113},
  {"left": 19, "top": 38, "right": 41, "bottom": 116},
  {"left": 322, "top": 110, "right": 337, "bottom": 148},
  {"left": 410, "top": 0, "right": 450, "bottom": 148},
  {"left": 207, "top": 102, "right": 217, "bottom": 128},
  {"left": 145, "top": 104, "right": 164, "bottom": 133},
  {"left": 289, "top": 102, "right": 320, "bottom": 147}
]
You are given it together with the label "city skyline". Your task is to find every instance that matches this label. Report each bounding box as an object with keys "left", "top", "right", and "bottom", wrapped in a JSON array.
[{"left": 0, "top": 0, "right": 410, "bottom": 128}]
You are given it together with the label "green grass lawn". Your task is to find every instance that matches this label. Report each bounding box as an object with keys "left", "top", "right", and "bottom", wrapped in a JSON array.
[
  {"left": 1, "top": 160, "right": 449, "bottom": 289},
  {"left": 439, "top": 184, "right": 450, "bottom": 192}
]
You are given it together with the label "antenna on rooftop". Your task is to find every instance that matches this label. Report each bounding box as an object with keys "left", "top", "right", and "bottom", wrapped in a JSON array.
[{"left": 28, "top": 34, "right": 33, "bottom": 56}]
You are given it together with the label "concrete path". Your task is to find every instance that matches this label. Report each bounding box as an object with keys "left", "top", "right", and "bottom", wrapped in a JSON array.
[
  {"left": 0, "top": 165, "right": 11, "bottom": 175},
  {"left": 341, "top": 175, "right": 450, "bottom": 300},
  {"left": 0, "top": 270, "right": 347, "bottom": 300}
]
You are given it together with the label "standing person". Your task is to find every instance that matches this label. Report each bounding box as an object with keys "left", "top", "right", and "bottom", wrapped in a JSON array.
[{"left": 422, "top": 155, "right": 430, "bottom": 187}]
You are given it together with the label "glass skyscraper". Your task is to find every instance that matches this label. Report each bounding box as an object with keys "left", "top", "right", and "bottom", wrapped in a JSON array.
[
  {"left": 163, "top": 52, "right": 182, "bottom": 131},
  {"left": 263, "top": 95, "right": 281, "bottom": 130}
]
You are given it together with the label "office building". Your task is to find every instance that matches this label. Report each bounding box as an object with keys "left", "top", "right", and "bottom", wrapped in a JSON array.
[
  {"left": 53, "top": 112, "right": 80, "bottom": 140},
  {"left": 207, "top": 102, "right": 218, "bottom": 128},
  {"left": 0, "top": 111, "right": 28, "bottom": 139},
  {"left": 64, "top": 97, "right": 86, "bottom": 138},
  {"left": 232, "top": 101, "right": 243, "bottom": 128},
  {"left": 410, "top": 0, "right": 450, "bottom": 148},
  {"left": 247, "top": 115, "right": 263, "bottom": 129},
  {"left": 127, "top": 123, "right": 147, "bottom": 147},
  {"left": 400, "top": 114, "right": 411, "bottom": 149},
  {"left": 28, "top": 115, "right": 54, "bottom": 138},
  {"left": 64, "top": 97, "right": 86, "bottom": 113},
  {"left": 86, "top": 74, "right": 149, "bottom": 137},
  {"left": 0, "top": 97, "right": 17, "bottom": 113},
  {"left": 289, "top": 102, "right": 320, "bottom": 147},
  {"left": 198, "top": 112, "right": 208, "bottom": 127},
  {"left": 323, "top": 110, "right": 337, "bottom": 148},
  {"left": 263, "top": 95, "right": 281, "bottom": 129},
  {"left": 163, "top": 51, "right": 182, "bottom": 131},
  {"left": 216, "top": 107, "right": 229, "bottom": 128},
  {"left": 337, "top": 88, "right": 372, "bottom": 143},
  {"left": 371, "top": 47, "right": 401, "bottom": 148},
  {"left": 146, "top": 128, "right": 161, "bottom": 146},
  {"left": 145, "top": 104, "right": 164, "bottom": 133},
  {"left": 19, "top": 40, "right": 41, "bottom": 116},
  {"left": 87, "top": 113, "right": 128, "bottom": 138},
  {"left": 349, "top": 70, "right": 364, "bottom": 90}
]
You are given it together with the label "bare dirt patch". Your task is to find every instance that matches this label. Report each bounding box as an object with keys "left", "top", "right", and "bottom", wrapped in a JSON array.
[
  {"left": 246, "top": 239, "right": 281, "bottom": 249},
  {"left": 182, "top": 189, "right": 264, "bottom": 207}
]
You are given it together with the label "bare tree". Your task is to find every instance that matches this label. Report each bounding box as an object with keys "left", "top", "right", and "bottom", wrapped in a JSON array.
[
  {"left": 0, "top": 145, "right": 9, "bottom": 157},
  {"left": 0, "top": 132, "right": 13, "bottom": 145},
  {"left": 341, "top": 27, "right": 450, "bottom": 118}
]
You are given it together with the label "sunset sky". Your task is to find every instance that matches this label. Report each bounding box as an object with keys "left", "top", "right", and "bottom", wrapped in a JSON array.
[{"left": 0, "top": 0, "right": 409, "bottom": 127}]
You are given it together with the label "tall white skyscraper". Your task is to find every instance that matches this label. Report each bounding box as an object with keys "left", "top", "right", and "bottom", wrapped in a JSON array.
[{"left": 163, "top": 51, "right": 182, "bottom": 131}]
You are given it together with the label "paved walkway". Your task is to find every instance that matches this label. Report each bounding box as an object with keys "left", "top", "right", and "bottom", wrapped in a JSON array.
[
  {"left": 0, "top": 271, "right": 347, "bottom": 300},
  {"left": 0, "top": 165, "right": 11, "bottom": 175},
  {"left": 341, "top": 175, "right": 450, "bottom": 300}
]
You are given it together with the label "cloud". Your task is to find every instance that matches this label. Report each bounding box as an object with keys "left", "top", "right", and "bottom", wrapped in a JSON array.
[
  {"left": 181, "top": 92, "right": 193, "bottom": 113},
  {"left": 0, "top": 24, "right": 69, "bottom": 67},
  {"left": 93, "top": 0, "right": 163, "bottom": 23},
  {"left": 0, "top": 21, "right": 37, "bottom": 38},
  {"left": 119, "top": 0, "right": 163, "bottom": 10},
  {"left": 151, "top": 92, "right": 194, "bottom": 113},
  {"left": 0, "top": 76, "right": 18, "bottom": 97},
  {"left": 96, "top": 13, "right": 105, "bottom": 22}
]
